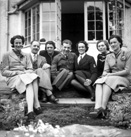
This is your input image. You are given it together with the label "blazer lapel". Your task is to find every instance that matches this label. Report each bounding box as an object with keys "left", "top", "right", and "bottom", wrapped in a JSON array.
[
  {"left": 79, "top": 54, "right": 87, "bottom": 65},
  {"left": 9, "top": 50, "right": 21, "bottom": 62}
]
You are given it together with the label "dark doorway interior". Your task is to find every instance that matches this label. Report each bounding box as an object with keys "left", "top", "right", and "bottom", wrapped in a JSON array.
[{"left": 62, "top": 13, "right": 84, "bottom": 53}]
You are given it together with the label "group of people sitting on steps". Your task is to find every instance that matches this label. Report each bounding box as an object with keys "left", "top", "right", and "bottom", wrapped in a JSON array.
[{"left": 1, "top": 34, "right": 131, "bottom": 122}]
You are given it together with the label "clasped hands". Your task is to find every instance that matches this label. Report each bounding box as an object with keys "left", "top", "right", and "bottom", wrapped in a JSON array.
[{"left": 84, "top": 79, "right": 92, "bottom": 86}]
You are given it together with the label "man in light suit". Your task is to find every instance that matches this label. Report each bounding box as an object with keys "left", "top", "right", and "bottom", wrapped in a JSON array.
[{"left": 30, "top": 40, "right": 58, "bottom": 103}]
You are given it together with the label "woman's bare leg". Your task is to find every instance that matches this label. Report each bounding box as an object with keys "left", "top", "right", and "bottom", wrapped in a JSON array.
[
  {"left": 26, "top": 84, "right": 34, "bottom": 113},
  {"left": 94, "top": 84, "right": 103, "bottom": 109},
  {"left": 32, "top": 79, "right": 40, "bottom": 108},
  {"left": 101, "top": 84, "right": 112, "bottom": 109}
]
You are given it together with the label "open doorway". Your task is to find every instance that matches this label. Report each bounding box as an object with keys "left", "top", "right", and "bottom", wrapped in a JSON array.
[{"left": 61, "top": 1, "right": 84, "bottom": 53}]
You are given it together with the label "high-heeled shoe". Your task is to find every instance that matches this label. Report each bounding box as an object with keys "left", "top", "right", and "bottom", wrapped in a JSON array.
[
  {"left": 89, "top": 107, "right": 104, "bottom": 118},
  {"left": 34, "top": 107, "right": 43, "bottom": 115}
]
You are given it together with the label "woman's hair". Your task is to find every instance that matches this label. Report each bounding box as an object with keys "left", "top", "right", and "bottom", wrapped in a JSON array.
[
  {"left": 10, "top": 35, "right": 25, "bottom": 48},
  {"left": 96, "top": 40, "right": 109, "bottom": 51},
  {"left": 76, "top": 41, "right": 89, "bottom": 52},
  {"left": 45, "top": 41, "right": 56, "bottom": 50},
  {"left": 108, "top": 35, "right": 123, "bottom": 48}
]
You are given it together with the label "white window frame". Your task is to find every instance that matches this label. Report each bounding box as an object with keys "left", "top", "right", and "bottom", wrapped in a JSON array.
[
  {"left": 84, "top": 1, "right": 106, "bottom": 43},
  {"left": 107, "top": 0, "right": 125, "bottom": 38},
  {"left": 24, "top": 4, "right": 40, "bottom": 45}
]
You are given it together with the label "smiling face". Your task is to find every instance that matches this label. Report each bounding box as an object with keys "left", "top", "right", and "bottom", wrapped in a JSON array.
[
  {"left": 62, "top": 43, "right": 71, "bottom": 55},
  {"left": 31, "top": 41, "right": 40, "bottom": 54},
  {"left": 78, "top": 42, "right": 86, "bottom": 55},
  {"left": 109, "top": 38, "right": 121, "bottom": 52},
  {"left": 14, "top": 38, "right": 23, "bottom": 52},
  {"left": 97, "top": 41, "right": 108, "bottom": 54}
]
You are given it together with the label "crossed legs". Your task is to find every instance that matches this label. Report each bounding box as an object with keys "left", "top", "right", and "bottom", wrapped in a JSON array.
[
  {"left": 89, "top": 83, "right": 112, "bottom": 118},
  {"left": 95, "top": 84, "right": 112, "bottom": 109},
  {"left": 26, "top": 79, "right": 40, "bottom": 114}
]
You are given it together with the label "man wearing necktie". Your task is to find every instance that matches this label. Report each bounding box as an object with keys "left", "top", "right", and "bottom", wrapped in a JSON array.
[{"left": 30, "top": 40, "right": 58, "bottom": 103}]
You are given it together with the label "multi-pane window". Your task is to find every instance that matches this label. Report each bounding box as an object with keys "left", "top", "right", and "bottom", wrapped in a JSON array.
[
  {"left": 25, "top": 10, "right": 31, "bottom": 45},
  {"left": 25, "top": 5, "right": 40, "bottom": 45},
  {"left": 33, "top": 6, "right": 40, "bottom": 41},
  {"left": 108, "top": 0, "right": 124, "bottom": 38},
  {"left": 42, "top": 3, "right": 55, "bottom": 41},
  {"left": 87, "top": 1, "right": 103, "bottom": 41}
]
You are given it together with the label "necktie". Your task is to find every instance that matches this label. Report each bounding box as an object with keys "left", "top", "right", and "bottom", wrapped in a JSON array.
[
  {"left": 33, "top": 54, "right": 37, "bottom": 69},
  {"left": 33, "top": 54, "right": 37, "bottom": 61},
  {"left": 78, "top": 55, "right": 82, "bottom": 64}
]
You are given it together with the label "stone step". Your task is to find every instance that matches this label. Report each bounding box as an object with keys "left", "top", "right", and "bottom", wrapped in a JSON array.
[{"left": 40, "top": 98, "right": 95, "bottom": 107}]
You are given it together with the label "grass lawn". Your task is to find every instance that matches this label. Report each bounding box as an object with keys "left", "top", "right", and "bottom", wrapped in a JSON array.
[{"left": 36, "top": 105, "right": 111, "bottom": 127}]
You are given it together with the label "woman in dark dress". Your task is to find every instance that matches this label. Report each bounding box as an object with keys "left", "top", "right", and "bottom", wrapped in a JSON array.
[
  {"left": 96, "top": 40, "right": 110, "bottom": 77},
  {"left": 71, "top": 41, "right": 97, "bottom": 101}
]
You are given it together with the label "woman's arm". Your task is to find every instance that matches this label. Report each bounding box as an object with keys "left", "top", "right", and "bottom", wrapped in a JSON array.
[{"left": 1, "top": 53, "right": 18, "bottom": 77}]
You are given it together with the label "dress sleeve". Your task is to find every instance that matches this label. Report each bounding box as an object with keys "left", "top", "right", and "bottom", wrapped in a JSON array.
[
  {"left": 1, "top": 53, "right": 17, "bottom": 77},
  {"left": 124, "top": 51, "right": 131, "bottom": 74}
]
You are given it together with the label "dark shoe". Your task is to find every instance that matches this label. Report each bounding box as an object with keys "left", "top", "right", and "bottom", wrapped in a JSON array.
[
  {"left": 34, "top": 107, "right": 43, "bottom": 115},
  {"left": 85, "top": 85, "right": 95, "bottom": 101},
  {"left": 27, "top": 111, "right": 35, "bottom": 122},
  {"left": 41, "top": 96, "right": 47, "bottom": 102},
  {"left": 101, "top": 109, "right": 107, "bottom": 119},
  {"left": 91, "top": 95, "right": 95, "bottom": 101},
  {"left": 48, "top": 95, "right": 59, "bottom": 103},
  {"left": 89, "top": 107, "right": 103, "bottom": 118}
]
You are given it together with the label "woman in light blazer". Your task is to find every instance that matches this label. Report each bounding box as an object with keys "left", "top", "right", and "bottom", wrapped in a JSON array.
[
  {"left": 89, "top": 35, "right": 131, "bottom": 119},
  {"left": 1, "top": 35, "right": 42, "bottom": 123}
]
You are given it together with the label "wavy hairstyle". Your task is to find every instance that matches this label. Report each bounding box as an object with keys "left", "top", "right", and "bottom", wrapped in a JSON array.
[
  {"left": 108, "top": 35, "right": 123, "bottom": 48},
  {"left": 10, "top": 35, "right": 25, "bottom": 48}
]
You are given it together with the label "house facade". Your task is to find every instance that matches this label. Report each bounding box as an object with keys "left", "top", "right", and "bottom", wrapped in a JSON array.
[{"left": 0, "top": 0, "right": 131, "bottom": 62}]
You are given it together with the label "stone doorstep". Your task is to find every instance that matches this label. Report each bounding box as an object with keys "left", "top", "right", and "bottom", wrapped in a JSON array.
[{"left": 40, "top": 98, "right": 95, "bottom": 107}]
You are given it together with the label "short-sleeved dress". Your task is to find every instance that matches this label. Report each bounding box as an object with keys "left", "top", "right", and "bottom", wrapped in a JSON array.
[
  {"left": 95, "top": 50, "right": 131, "bottom": 92},
  {"left": 1, "top": 50, "right": 38, "bottom": 94}
]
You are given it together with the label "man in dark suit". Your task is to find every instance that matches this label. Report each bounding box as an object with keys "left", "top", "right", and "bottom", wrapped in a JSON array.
[
  {"left": 39, "top": 41, "right": 60, "bottom": 65},
  {"left": 30, "top": 40, "right": 58, "bottom": 103},
  {"left": 51, "top": 39, "right": 77, "bottom": 91}
]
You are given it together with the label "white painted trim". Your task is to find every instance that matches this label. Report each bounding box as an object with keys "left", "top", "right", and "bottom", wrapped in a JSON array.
[
  {"left": 103, "top": 1, "right": 106, "bottom": 40},
  {"left": 84, "top": 1, "right": 105, "bottom": 42},
  {"left": 39, "top": 3, "right": 43, "bottom": 39},
  {"left": 84, "top": 2, "right": 87, "bottom": 41}
]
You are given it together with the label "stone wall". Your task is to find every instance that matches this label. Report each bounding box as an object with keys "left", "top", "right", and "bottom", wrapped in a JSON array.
[{"left": 107, "top": 90, "right": 131, "bottom": 129}]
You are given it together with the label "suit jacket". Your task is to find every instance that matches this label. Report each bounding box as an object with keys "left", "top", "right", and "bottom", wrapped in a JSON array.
[
  {"left": 29, "top": 54, "right": 47, "bottom": 69},
  {"left": 2, "top": 50, "right": 32, "bottom": 77},
  {"left": 29, "top": 54, "right": 52, "bottom": 90},
  {"left": 75, "top": 54, "right": 97, "bottom": 83},
  {"left": 39, "top": 50, "right": 60, "bottom": 65},
  {"left": 51, "top": 52, "right": 77, "bottom": 79}
]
